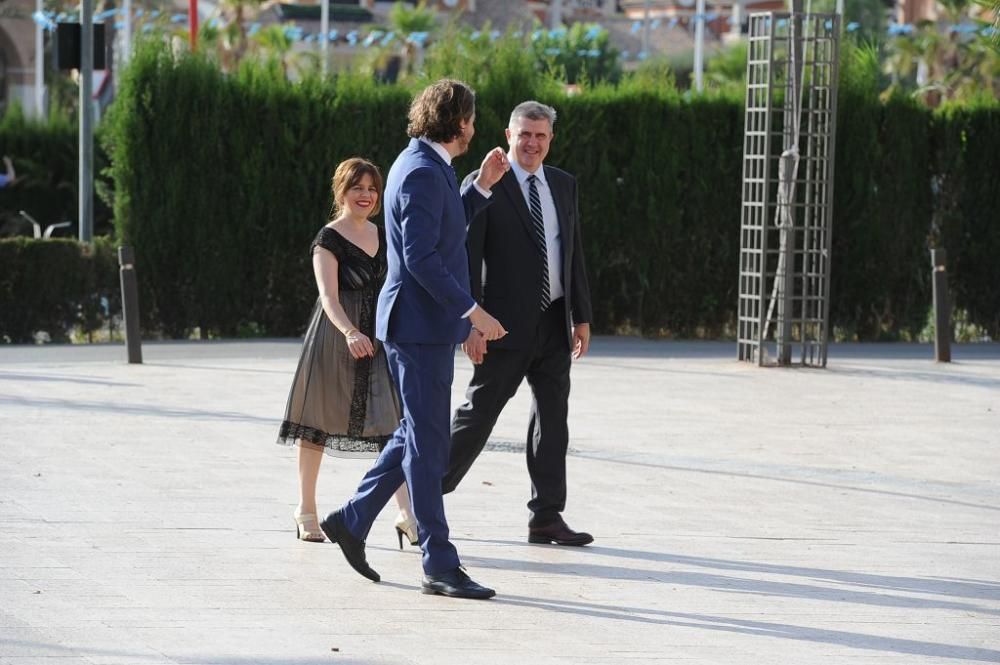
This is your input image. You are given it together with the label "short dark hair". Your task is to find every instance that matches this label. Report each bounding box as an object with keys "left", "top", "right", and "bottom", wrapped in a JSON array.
[
  {"left": 331, "top": 157, "right": 383, "bottom": 218},
  {"left": 406, "top": 79, "right": 476, "bottom": 144}
]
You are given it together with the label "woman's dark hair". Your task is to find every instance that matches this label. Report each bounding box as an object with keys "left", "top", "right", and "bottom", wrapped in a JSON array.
[
  {"left": 406, "top": 79, "right": 476, "bottom": 143},
  {"left": 331, "top": 158, "right": 383, "bottom": 218}
]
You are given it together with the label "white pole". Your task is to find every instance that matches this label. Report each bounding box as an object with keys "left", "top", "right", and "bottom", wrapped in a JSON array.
[
  {"left": 34, "top": 0, "right": 45, "bottom": 117},
  {"left": 730, "top": 0, "right": 743, "bottom": 38},
  {"left": 320, "top": 0, "right": 329, "bottom": 75},
  {"left": 835, "top": 0, "right": 844, "bottom": 18},
  {"left": 642, "top": 0, "right": 650, "bottom": 57},
  {"left": 694, "top": 0, "right": 705, "bottom": 92},
  {"left": 123, "top": 0, "right": 132, "bottom": 63},
  {"left": 550, "top": 0, "right": 563, "bottom": 29}
]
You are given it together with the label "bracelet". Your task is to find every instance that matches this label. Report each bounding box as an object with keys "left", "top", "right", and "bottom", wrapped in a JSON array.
[{"left": 343, "top": 327, "right": 358, "bottom": 338}]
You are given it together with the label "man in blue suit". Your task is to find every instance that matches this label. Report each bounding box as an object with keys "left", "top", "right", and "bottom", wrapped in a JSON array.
[{"left": 322, "top": 80, "right": 509, "bottom": 600}]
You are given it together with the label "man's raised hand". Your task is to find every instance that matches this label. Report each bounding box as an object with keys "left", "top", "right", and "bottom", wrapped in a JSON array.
[{"left": 474, "top": 147, "right": 510, "bottom": 191}]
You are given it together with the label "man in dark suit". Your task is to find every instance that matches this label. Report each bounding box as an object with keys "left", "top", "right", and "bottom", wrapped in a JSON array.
[
  {"left": 443, "top": 101, "right": 594, "bottom": 547},
  {"left": 322, "top": 80, "right": 510, "bottom": 599}
]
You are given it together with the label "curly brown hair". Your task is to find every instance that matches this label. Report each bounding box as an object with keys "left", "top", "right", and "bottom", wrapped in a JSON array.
[
  {"left": 331, "top": 158, "right": 383, "bottom": 219},
  {"left": 406, "top": 79, "right": 476, "bottom": 143}
]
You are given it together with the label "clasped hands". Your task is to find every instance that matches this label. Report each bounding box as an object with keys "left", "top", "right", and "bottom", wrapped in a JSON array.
[
  {"left": 465, "top": 307, "right": 506, "bottom": 365},
  {"left": 465, "top": 319, "right": 592, "bottom": 365}
]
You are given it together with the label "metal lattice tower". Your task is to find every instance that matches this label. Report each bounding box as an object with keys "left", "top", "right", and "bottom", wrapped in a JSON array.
[{"left": 737, "top": 11, "right": 840, "bottom": 367}]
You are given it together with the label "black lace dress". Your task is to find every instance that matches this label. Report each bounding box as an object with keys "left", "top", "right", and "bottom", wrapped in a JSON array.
[{"left": 277, "top": 225, "right": 401, "bottom": 457}]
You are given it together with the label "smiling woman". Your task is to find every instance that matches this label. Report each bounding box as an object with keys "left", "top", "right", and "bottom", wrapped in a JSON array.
[{"left": 275, "top": 157, "right": 417, "bottom": 548}]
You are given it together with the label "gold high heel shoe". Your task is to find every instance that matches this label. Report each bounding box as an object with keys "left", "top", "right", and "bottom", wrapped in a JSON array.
[
  {"left": 394, "top": 513, "right": 418, "bottom": 549},
  {"left": 294, "top": 513, "right": 326, "bottom": 543}
]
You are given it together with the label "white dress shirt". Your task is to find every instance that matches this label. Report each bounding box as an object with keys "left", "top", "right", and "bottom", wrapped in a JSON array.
[{"left": 508, "top": 155, "right": 564, "bottom": 303}]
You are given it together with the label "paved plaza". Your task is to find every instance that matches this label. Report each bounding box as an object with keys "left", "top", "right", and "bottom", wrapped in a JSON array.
[{"left": 1, "top": 338, "right": 998, "bottom": 664}]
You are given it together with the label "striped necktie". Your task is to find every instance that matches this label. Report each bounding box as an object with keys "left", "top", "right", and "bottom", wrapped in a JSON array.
[{"left": 527, "top": 174, "right": 551, "bottom": 310}]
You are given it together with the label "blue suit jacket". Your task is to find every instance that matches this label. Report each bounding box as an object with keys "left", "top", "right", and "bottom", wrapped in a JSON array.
[{"left": 376, "top": 138, "right": 492, "bottom": 345}]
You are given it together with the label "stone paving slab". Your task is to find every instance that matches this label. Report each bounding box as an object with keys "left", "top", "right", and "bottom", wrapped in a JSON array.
[{"left": 1, "top": 338, "right": 999, "bottom": 664}]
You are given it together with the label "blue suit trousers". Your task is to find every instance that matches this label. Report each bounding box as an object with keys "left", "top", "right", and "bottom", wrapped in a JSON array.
[{"left": 340, "top": 341, "right": 460, "bottom": 575}]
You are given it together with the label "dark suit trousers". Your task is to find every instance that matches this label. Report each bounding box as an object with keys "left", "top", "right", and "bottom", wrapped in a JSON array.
[
  {"left": 444, "top": 300, "right": 571, "bottom": 528},
  {"left": 341, "top": 341, "right": 461, "bottom": 575}
]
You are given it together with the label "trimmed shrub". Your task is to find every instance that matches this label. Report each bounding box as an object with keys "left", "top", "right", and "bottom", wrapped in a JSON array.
[
  {"left": 934, "top": 98, "right": 1000, "bottom": 339},
  {"left": 830, "top": 47, "right": 934, "bottom": 340},
  {"left": 4, "top": 39, "right": 995, "bottom": 343},
  {"left": 0, "top": 237, "right": 118, "bottom": 343},
  {"left": 104, "top": 46, "right": 411, "bottom": 337}
]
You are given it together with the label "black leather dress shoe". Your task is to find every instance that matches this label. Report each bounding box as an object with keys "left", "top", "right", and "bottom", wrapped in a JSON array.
[
  {"left": 422, "top": 567, "right": 496, "bottom": 599},
  {"left": 528, "top": 520, "right": 594, "bottom": 546},
  {"left": 320, "top": 510, "right": 380, "bottom": 583}
]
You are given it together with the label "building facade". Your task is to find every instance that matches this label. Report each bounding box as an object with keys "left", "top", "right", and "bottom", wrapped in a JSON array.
[{"left": 0, "top": 0, "right": 41, "bottom": 116}]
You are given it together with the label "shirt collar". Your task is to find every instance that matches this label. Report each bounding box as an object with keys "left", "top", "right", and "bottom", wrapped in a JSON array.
[
  {"left": 508, "top": 153, "right": 547, "bottom": 188},
  {"left": 418, "top": 136, "right": 452, "bottom": 166}
]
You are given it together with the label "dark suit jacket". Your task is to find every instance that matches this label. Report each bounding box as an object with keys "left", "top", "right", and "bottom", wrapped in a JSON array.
[
  {"left": 377, "top": 139, "right": 492, "bottom": 345},
  {"left": 462, "top": 165, "right": 592, "bottom": 351}
]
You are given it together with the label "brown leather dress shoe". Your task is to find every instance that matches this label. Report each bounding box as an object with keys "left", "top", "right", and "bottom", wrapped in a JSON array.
[{"left": 528, "top": 520, "right": 594, "bottom": 546}]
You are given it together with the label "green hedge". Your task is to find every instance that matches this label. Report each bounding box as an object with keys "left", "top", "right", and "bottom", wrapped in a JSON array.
[
  {"left": 830, "top": 49, "right": 935, "bottom": 340},
  {"left": 934, "top": 99, "right": 1000, "bottom": 339},
  {"left": 102, "top": 43, "right": 1000, "bottom": 341},
  {"left": 0, "top": 237, "right": 118, "bottom": 343},
  {"left": 3, "top": 41, "right": 997, "bottom": 343},
  {"left": 105, "top": 49, "right": 411, "bottom": 337},
  {"left": 547, "top": 86, "right": 744, "bottom": 336}
]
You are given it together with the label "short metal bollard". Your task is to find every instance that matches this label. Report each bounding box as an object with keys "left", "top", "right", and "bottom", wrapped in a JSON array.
[
  {"left": 931, "top": 248, "right": 951, "bottom": 363},
  {"left": 118, "top": 246, "right": 143, "bottom": 364}
]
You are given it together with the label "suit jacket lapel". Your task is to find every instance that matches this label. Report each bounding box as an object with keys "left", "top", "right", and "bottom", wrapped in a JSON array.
[
  {"left": 500, "top": 171, "right": 541, "bottom": 251},
  {"left": 545, "top": 166, "right": 573, "bottom": 276}
]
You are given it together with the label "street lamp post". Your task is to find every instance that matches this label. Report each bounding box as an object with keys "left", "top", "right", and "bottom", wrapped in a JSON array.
[
  {"left": 642, "top": 0, "right": 651, "bottom": 57},
  {"left": 320, "top": 0, "right": 329, "bottom": 75},
  {"left": 79, "top": 0, "right": 94, "bottom": 243},
  {"left": 122, "top": 0, "right": 132, "bottom": 63},
  {"left": 694, "top": 0, "right": 706, "bottom": 92},
  {"left": 34, "top": 0, "right": 46, "bottom": 117}
]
